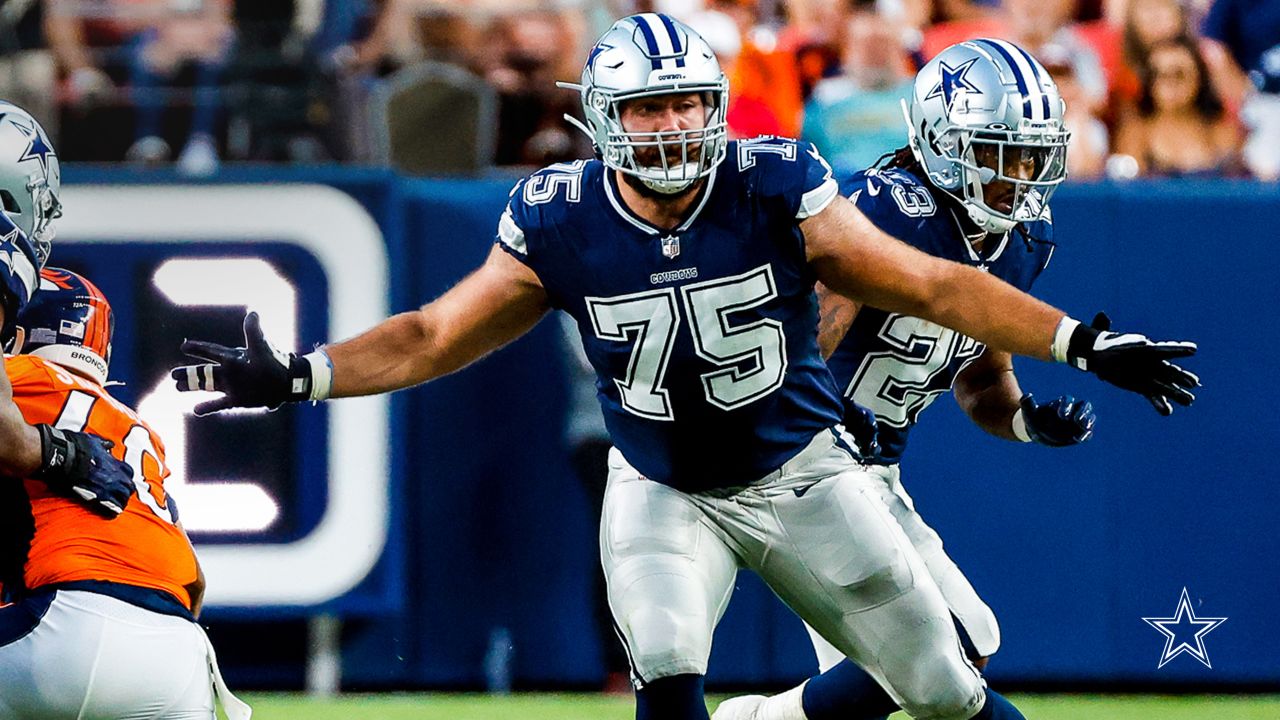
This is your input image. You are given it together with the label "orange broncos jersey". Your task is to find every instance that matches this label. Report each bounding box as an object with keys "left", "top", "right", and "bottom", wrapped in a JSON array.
[{"left": 4, "top": 354, "right": 198, "bottom": 610}]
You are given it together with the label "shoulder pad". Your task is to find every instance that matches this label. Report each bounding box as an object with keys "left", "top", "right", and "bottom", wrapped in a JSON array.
[
  {"left": 500, "top": 160, "right": 595, "bottom": 255},
  {"left": 845, "top": 167, "right": 940, "bottom": 222},
  {"left": 732, "top": 137, "right": 838, "bottom": 219}
]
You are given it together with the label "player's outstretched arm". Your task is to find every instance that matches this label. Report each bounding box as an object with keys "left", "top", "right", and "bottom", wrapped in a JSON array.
[
  {"left": 801, "top": 197, "right": 1199, "bottom": 414},
  {"left": 954, "top": 350, "right": 1095, "bottom": 446},
  {"left": 328, "top": 247, "right": 549, "bottom": 398},
  {"left": 803, "top": 197, "right": 1063, "bottom": 359},
  {"left": 173, "top": 246, "right": 550, "bottom": 413}
]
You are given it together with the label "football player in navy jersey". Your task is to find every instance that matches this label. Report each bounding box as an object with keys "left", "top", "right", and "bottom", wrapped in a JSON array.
[
  {"left": 0, "top": 101, "right": 133, "bottom": 522},
  {"left": 172, "top": 15, "right": 1197, "bottom": 720},
  {"left": 714, "top": 39, "right": 1099, "bottom": 720}
]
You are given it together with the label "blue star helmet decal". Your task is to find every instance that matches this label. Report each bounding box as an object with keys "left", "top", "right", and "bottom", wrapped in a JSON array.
[
  {"left": 587, "top": 42, "right": 617, "bottom": 71},
  {"left": 925, "top": 57, "right": 982, "bottom": 115},
  {"left": 11, "top": 116, "right": 55, "bottom": 176}
]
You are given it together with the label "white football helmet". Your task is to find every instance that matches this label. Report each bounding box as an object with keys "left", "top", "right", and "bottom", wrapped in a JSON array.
[
  {"left": 560, "top": 13, "right": 729, "bottom": 194},
  {"left": 904, "top": 39, "right": 1070, "bottom": 233},
  {"left": 0, "top": 101, "right": 60, "bottom": 266}
]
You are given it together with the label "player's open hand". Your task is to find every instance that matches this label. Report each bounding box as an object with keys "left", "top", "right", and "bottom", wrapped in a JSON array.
[
  {"left": 32, "top": 425, "right": 134, "bottom": 519},
  {"left": 171, "top": 312, "right": 313, "bottom": 416},
  {"left": 1063, "top": 313, "right": 1199, "bottom": 416}
]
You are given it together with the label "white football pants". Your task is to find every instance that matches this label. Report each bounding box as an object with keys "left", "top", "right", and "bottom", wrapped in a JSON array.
[
  {"left": 0, "top": 590, "right": 250, "bottom": 720},
  {"left": 601, "top": 429, "right": 987, "bottom": 720},
  {"left": 807, "top": 463, "right": 1001, "bottom": 673}
]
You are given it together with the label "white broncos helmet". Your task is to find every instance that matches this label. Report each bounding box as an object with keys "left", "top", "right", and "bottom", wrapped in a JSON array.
[
  {"left": 0, "top": 101, "right": 60, "bottom": 267},
  {"left": 905, "top": 39, "right": 1070, "bottom": 233},
  {"left": 560, "top": 13, "right": 729, "bottom": 194}
]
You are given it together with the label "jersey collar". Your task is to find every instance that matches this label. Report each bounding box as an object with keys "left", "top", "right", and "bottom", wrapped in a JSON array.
[
  {"left": 601, "top": 166, "right": 718, "bottom": 236},
  {"left": 947, "top": 206, "right": 1011, "bottom": 264}
]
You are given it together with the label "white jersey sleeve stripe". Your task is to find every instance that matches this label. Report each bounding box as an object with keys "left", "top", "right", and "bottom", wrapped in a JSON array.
[
  {"left": 797, "top": 178, "right": 839, "bottom": 219},
  {"left": 497, "top": 208, "right": 527, "bottom": 255}
]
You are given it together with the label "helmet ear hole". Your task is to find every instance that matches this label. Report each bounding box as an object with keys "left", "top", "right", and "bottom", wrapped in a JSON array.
[{"left": 0, "top": 190, "right": 18, "bottom": 214}]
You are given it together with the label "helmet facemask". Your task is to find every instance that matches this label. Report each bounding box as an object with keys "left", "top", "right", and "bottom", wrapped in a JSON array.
[
  {"left": 28, "top": 177, "right": 62, "bottom": 267},
  {"left": 589, "top": 84, "right": 728, "bottom": 195},
  {"left": 950, "top": 125, "right": 1069, "bottom": 232}
]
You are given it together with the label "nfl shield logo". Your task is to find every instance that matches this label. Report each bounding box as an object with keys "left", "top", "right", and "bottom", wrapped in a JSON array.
[{"left": 661, "top": 235, "right": 680, "bottom": 259}]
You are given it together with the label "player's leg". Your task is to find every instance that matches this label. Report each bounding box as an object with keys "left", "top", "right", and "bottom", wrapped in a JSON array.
[
  {"left": 0, "top": 588, "right": 99, "bottom": 718},
  {"left": 54, "top": 590, "right": 216, "bottom": 720},
  {"left": 602, "top": 448, "right": 741, "bottom": 720},
  {"left": 716, "top": 434, "right": 1023, "bottom": 720},
  {"left": 874, "top": 464, "right": 1000, "bottom": 662},
  {"left": 797, "top": 464, "right": 999, "bottom": 667},
  {"left": 716, "top": 462, "right": 1000, "bottom": 720}
]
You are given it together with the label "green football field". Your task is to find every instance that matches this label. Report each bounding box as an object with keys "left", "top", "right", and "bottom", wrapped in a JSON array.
[{"left": 241, "top": 692, "right": 1280, "bottom": 719}]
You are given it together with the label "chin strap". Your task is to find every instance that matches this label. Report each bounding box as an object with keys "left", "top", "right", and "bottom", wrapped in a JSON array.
[
  {"left": 966, "top": 203, "right": 1016, "bottom": 234},
  {"left": 639, "top": 175, "right": 696, "bottom": 195}
]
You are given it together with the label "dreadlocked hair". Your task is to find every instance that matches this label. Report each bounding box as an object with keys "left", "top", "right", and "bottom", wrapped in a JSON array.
[{"left": 875, "top": 145, "right": 925, "bottom": 175}]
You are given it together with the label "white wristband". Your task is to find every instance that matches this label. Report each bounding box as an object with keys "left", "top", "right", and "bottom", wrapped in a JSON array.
[
  {"left": 1051, "top": 316, "right": 1080, "bottom": 365},
  {"left": 303, "top": 349, "right": 333, "bottom": 401},
  {"left": 1011, "top": 407, "right": 1032, "bottom": 443}
]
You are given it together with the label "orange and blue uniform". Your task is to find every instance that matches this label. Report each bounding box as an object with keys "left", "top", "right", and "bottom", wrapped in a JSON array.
[
  {"left": 0, "top": 266, "right": 248, "bottom": 719},
  {"left": 0, "top": 354, "right": 198, "bottom": 616}
]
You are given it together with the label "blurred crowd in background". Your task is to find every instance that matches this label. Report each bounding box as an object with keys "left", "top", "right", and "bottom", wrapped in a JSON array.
[{"left": 1, "top": 0, "right": 1277, "bottom": 180}]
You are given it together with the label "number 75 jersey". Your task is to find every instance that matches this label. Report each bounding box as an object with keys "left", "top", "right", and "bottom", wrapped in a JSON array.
[
  {"left": 826, "top": 167, "right": 1055, "bottom": 463},
  {"left": 0, "top": 354, "right": 198, "bottom": 610},
  {"left": 496, "top": 138, "right": 847, "bottom": 492}
]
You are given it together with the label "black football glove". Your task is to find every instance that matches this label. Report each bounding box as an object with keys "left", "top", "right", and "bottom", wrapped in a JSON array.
[
  {"left": 32, "top": 424, "right": 134, "bottom": 519},
  {"left": 1019, "top": 393, "right": 1095, "bottom": 447},
  {"left": 1061, "top": 313, "right": 1199, "bottom": 416},
  {"left": 171, "top": 312, "right": 317, "bottom": 416},
  {"left": 842, "top": 403, "right": 882, "bottom": 462}
]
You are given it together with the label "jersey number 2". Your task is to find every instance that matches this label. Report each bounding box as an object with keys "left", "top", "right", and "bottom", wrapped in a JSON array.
[
  {"left": 55, "top": 390, "right": 176, "bottom": 524},
  {"left": 586, "top": 265, "right": 787, "bottom": 420},
  {"left": 847, "top": 314, "right": 981, "bottom": 428}
]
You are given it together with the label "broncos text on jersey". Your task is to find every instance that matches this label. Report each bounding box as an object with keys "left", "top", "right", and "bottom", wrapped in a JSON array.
[
  {"left": 496, "top": 137, "right": 848, "bottom": 491},
  {"left": 0, "top": 354, "right": 199, "bottom": 613},
  {"left": 826, "top": 166, "right": 1055, "bottom": 463}
]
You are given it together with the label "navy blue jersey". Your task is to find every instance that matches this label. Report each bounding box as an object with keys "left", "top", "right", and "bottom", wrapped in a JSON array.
[
  {"left": 0, "top": 210, "right": 39, "bottom": 345},
  {"left": 496, "top": 137, "right": 846, "bottom": 491},
  {"left": 826, "top": 167, "right": 1054, "bottom": 464}
]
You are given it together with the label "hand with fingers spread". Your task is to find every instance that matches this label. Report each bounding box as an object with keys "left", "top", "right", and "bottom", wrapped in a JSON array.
[
  {"left": 1016, "top": 394, "right": 1095, "bottom": 447},
  {"left": 171, "top": 312, "right": 332, "bottom": 416},
  {"left": 1054, "top": 312, "right": 1199, "bottom": 416}
]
